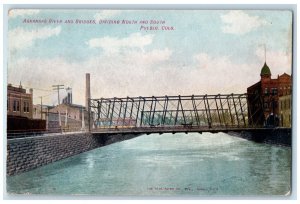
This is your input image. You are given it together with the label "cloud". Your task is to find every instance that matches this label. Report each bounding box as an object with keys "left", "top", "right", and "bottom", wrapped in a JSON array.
[
  {"left": 255, "top": 47, "right": 292, "bottom": 76},
  {"left": 9, "top": 9, "right": 40, "bottom": 18},
  {"left": 87, "top": 32, "right": 154, "bottom": 53},
  {"left": 221, "top": 11, "right": 268, "bottom": 35},
  {"left": 9, "top": 26, "right": 61, "bottom": 50},
  {"left": 94, "top": 10, "right": 122, "bottom": 21},
  {"left": 9, "top": 47, "right": 292, "bottom": 106},
  {"left": 193, "top": 49, "right": 292, "bottom": 94},
  {"left": 193, "top": 53, "right": 258, "bottom": 93},
  {"left": 8, "top": 47, "right": 173, "bottom": 105}
]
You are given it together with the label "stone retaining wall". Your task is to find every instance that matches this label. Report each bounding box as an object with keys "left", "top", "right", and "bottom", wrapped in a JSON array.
[
  {"left": 228, "top": 128, "right": 291, "bottom": 146},
  {"left": 6, "top": 132, "right": 102, "bottom": 176},
  {"left": 7, "top": 132, "right": 140, "bottom": 176}
]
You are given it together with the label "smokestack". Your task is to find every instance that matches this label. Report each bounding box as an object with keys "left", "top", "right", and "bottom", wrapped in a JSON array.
[
  {"left": 29, "top": 88, "right": 33, "bottom": 118},
  {"left": 85, "top": 73, "right": 91, "bottom": 110}
]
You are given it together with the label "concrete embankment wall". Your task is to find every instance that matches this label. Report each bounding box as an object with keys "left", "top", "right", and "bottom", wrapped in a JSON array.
[
  {"left": 7, "top": 132, "right": 140, "bottom": 176},
  {"left": 228, "top": 128, "right": 291, "bottom": 146}
]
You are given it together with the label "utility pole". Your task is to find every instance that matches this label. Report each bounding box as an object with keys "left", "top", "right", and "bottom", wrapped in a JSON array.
[{"left": 52, "top": 85, "right": 64, "bottom": 105}]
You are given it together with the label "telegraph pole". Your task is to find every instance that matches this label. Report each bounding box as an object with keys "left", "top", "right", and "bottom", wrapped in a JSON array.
[{"left": 52, "top": 85, "right": 64, "bottom": 105}]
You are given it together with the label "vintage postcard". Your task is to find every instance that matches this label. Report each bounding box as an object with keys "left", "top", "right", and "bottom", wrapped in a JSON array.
[{"left": 6, "top": 9, "right": 293, "bottom": 197}]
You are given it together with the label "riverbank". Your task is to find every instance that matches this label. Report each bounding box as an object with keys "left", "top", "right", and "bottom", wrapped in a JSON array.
[
  {"left": 7, "top": 132, "right": 141, "bottom": 176},
  {"left": 228, "top": 128, "right": 291, "bottom": 146}
]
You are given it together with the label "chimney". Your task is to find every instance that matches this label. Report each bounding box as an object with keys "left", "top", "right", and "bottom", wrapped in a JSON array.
[
  {"left": 85, "top": 73, "right": 91, "bottom": 110},
  {"left": 29, "top": 88, "right": 33, "bottom": 118}
]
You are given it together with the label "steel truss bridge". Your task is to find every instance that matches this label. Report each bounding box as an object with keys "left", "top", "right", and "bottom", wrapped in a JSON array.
[{"left": 88, "top": 93, "right": 264, "bottom": 134}]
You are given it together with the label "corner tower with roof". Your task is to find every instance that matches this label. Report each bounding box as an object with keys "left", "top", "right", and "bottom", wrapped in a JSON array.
[{"left": 247, "top": 60, "right": 292, "bottom": 127}]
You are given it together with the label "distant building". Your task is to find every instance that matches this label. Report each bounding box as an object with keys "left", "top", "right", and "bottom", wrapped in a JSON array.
[
  {"left": 247, "top": 62, "right": 292, "bottom": 126},
  {"left": 279, "top": 94, "right": 292, "bottom": 127},
  {"left": 48, "top": 103, "right": 88, "bottom": 132},
  {"left": 49, "top": 103, "right": 85, "bottom": 120},
  {"left": 33, "top": 104, "right": 53, "bottom": 120},
  {"left": 7, "top": 84, "right": 33, "bottom": 119}
]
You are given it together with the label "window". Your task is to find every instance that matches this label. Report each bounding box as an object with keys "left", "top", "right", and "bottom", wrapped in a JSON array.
[
  {"left": 23, "top": 101, "right": 29, "bottom": 113},
  {"left": 272, "top": 88, "right": 278, "bottom": 95},
  {"left": 13, "top": 100, "right": 20, "bottom": 112},
  {"left": 264, "top": 88, "right": 269, "bottom": 95}
]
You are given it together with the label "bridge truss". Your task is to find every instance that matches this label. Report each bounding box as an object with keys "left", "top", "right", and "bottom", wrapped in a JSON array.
[{"left": 89, "top": 94, "right": 263, "bottom": 132}]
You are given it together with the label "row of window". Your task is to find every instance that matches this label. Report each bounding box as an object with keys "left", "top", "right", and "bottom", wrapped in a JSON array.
[
  {"left": 263, "top": 100, "right": 291, "bottom": 110},
  {"left": 264, "top": 101, "right": 278, "bottom": 109},
  {"left": 264, "top": 86, "right": 292, "bottom": 96},
  {"left": 8, "top": 100, "right": 30, "bottom": 113},
  {"left": 264, "top": 88, "right": 278, "bottom": 95}
]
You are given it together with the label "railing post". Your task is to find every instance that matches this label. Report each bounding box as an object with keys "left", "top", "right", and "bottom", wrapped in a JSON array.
[
  {"left": 214, "top": 96, "right": 222, "bottom": 126},
  {"left": 226, "top": 95, "right": 234, "bottom": 126},
  {"left": 140, "top": 98, "right": 146, "bottom": 127},
  {"left": 174, "top": 95, "right": 181, "bottom": 126},
  {"left": 179, "top": 96, "right": 186, "bottom": 125},
  {"left": 218, "top": 94, "right": 226, "bottom": 127},
  {"left": 135, "top": 97, "right": 141, "bottom": 127},
  {"left": 192, "top": 95, "right": 200, "bottom": 126},
  {"left": 151, "top": 97, "right": 157, "bottom": 125},
  {"left": 232, "top": 93, "right": 240, "bottom": 127},
  {"left": 106, "top": 100, "right": 111, "bottom": 125},
  {"left": 109, "top": 97, "right": 116, "bottom": 127},
  {"left": 162, "top": 96, "right": 168, "bottom": 126},
  {"left": 117, "top": 99, "right": 123, "bottom": 126},
  {"left": 129, "top": 98, "right": 134, "bottom": 122},
  {"left": 238, "top": 94, "right": 246, "bottom": 127},
  {"left": 122, "top": 97, "right": 129, "bottom": 127},
  {"left": 148, "top": 96, "right": 154, "bottom": 125},
  {"left": 97, "top": 100, "right": 100, "bottom": 121},
  {"left": 204, "top": 95, "right": 212, "bottom": 128}
]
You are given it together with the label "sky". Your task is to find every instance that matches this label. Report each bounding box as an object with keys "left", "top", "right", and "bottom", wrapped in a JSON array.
[{"left": 7, "top": 9, "right": 292, "bottom": 106}]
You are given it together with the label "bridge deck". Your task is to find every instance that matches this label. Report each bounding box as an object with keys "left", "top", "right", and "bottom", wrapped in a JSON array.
[{"left": 91, "top": 126, "right": 268, "bottom": 135}]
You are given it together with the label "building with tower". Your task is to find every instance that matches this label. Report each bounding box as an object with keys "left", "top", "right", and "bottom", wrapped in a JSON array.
[{"left": 247, "top": 62, "right": 292, "bottom": 127}]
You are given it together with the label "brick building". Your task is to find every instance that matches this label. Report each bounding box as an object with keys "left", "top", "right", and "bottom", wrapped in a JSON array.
[
  {"left": 247, "top": 62, "right": 292, "bottom": 126},
  {"left": 7, "top": 84, "right": 33, "bottom": 119},
  {"left": 279, "top": 94, "right": 292, "bottom": 127}
]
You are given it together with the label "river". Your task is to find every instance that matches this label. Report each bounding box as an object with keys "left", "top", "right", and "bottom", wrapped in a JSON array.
[{"left": 6, "top": 132, "right": 291, "bottom": 196}]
